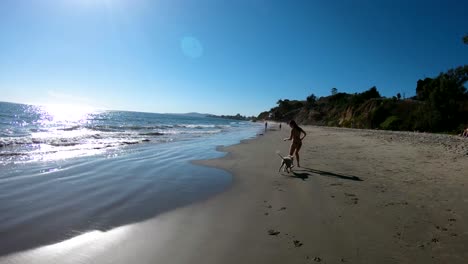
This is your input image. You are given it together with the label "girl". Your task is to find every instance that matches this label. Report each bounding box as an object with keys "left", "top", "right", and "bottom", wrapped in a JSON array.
[{"left": 283, "top": 120, "right": 307, "bottom": 167}]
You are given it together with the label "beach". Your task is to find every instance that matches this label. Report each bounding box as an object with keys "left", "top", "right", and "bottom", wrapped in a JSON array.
[{"left": 1, "top": 125, "right": 468, "bottom": 263}]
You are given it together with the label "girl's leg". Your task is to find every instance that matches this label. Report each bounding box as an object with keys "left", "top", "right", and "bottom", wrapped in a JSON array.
[
  {"left": 289, "top": 143, "right": 296, "bottom": 156},
  {"left": 295, "top": 144, "right": 302, "bottom": 167},
  {"left": 289, "top": 143, "right": 297, "bottom": 166}
]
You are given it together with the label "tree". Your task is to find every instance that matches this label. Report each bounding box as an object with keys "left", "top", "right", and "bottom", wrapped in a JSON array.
[
  {"left": 361, "top": 86, "right": 381, "bottom": 100},
  {"left": 463, "top": 35, "right": 468, "bottom": 44},
  {"left": 415, "top": 66, "right": 468, "bottom": 131},
  {"left": 331, "top": 87, "right": 338, "bottom": 95},
  {"left": 397, "top": 93, "right": 401, "bottom": 100},
  {"left": 416, "top": 78, "right": 434, "bottom": 100},
  {"left": 257, "top": 111, "right": 270, "bottom": 120},
  {"left": 306, "top": 94, "right": 317, "bottom": 107}
]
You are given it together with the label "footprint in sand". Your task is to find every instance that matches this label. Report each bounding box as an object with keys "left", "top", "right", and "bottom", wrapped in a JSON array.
[
  {"left": 435, "top": 225, "right": 448, "bottom": 232},
  {"left": 278, "top": 207, "right": 287, "bottom": 211},
  {"left": 293, "top": 240, "right": 303, "bottom": 247},
  {"left": 384, "top": 201, "right": 408, "bottom": 207},
  {"left": 394, "top": 232, "right": 402, "bottom": 239},
  {"left": 344, "top": 193, "right": 359, "bottom": 204},
  {"left": 268, "top": 229, "right": 280, "bottom": 236}
]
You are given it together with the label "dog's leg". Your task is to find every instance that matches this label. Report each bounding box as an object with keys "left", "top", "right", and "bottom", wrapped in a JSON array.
[{"left": 279, "top": 161, "right": 284, "bottom": 172}]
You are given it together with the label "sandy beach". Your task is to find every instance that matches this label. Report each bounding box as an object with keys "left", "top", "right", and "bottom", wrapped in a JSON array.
[{"left": 1, "top": 125, "right": 468, "bottom": 264}]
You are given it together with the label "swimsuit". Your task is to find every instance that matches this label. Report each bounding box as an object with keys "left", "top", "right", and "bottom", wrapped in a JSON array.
[{"left": 291, "top": 139, "right": 302, "bottom": 149}]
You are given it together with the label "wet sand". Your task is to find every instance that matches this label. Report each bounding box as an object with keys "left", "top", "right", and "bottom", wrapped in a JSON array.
[{"left": 1, "top": 125, "right": 467, "bottom": 263}]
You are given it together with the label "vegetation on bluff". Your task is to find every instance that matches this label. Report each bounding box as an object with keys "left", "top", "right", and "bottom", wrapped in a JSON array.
[
  {"left": 208, "top": 113, "right": 255, "bottom": 121},
  {"left": 258, "top": 65, "right": 468, "bottom": 133}
]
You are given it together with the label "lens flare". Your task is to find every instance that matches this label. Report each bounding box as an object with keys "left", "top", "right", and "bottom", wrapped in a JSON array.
[{"left": 180, "top": 36, "right": 204, "bottom": 59}]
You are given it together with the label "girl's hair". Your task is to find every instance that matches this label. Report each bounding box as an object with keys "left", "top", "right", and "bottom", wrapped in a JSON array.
[{"left": 289, "top": 120, "right": 299, "bottom": 129}]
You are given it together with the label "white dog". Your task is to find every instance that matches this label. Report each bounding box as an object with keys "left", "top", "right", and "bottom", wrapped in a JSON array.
[{"left": 277, "top": 153, "right": 294, "bottom": 173}]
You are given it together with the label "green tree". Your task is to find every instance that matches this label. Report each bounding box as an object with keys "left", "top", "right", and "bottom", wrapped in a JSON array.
[
  {"left": 380, "top": 116, "right": 402, "bottom": 130},
  {"left": 363, "top": 86, "right": 381, "bottom": 99},
  {"left": 416, "top": 65, "right": 468, "bottom": 131},
  {"left": 463, "top": 35, "right": 468, "bottom": 44},
  {"left": 306, "top": 94, "right": 317, "bottom": 108},
  {"left": 397, "top": 93, "right": 401, "bottom": 100},
  {"left": 257, "top": 111, "right": 270, "bottom": 120},
  {"left": 416, "top": 78, "right": 434, "bottom": 100},
  {"left": 331, "top": 87, "right": 338, "bottom": 95}
]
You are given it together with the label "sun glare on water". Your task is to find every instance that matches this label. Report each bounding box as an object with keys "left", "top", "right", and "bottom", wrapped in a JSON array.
[{"left": 40, "top": 104, "right": 97, "bottom": 123}]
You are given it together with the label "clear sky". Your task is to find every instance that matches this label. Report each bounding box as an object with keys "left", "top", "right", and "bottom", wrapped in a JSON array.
[{"left": 1, "top": 0, "right": 467, "bottom": 116}]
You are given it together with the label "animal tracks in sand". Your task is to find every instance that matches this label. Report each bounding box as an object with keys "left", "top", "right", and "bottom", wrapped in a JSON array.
[
  {"left": 344, "top": 193, "right": 359, "bottom": 205},
  {"left": 263, "top": 176, "right": 355, "bottom": 262},
  {"left": 263, "top": 199, "right": 304, "bottom": 252}
]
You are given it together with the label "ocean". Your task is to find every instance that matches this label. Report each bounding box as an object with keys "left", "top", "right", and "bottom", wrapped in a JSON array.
[{"left": 0, "top": 101, "right": 262, "bottom": 256}]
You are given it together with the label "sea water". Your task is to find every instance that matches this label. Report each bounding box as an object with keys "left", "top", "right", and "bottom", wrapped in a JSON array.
[{"left": 0, "top": 101, "right": 262, "bottom": 255}]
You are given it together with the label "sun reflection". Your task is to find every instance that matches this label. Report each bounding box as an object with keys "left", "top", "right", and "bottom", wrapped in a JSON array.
[
  {"left": 39, "top": 104, "right": 96, "bottom": 123},
  {"left": 0, "top": 226, "right": 132, "bottom": 263},
  {"left": 41, "top": 226, "right": 131, "bottom": 256}
]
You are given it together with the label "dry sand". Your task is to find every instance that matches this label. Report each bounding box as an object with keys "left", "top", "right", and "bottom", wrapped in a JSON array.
[{"left": 1, "top": 125, "right": 467, "bottom": 264}]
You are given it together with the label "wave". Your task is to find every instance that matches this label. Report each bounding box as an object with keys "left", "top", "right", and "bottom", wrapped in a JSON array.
[
  {"left": 0, "top": 127, "right": 225, "bottom": 150},
  {"left": 0, "top": 152, "right": 29, "bottom": 156},
  {"left": 59, "top": 126, "right": 81, "bottom": 131},
  {"left": 138, "top": 132, "right": 165, "bottom": 136},
  {"left": 174, "top": 124, "right": 231, "bottom": 129},
  {"left": 0, "top": 105, "right": 260, "bottom": 163},
  {"left": 6, "top": 123, "right": 230, "bottom": 138},
  {"left": 87, "top": 125, "right": 175, "bottom": 132}
]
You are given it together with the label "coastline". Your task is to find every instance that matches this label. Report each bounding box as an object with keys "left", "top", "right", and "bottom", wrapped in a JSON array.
[
  {"left": 0, "top": 122, "right": 260, "bottom": 257},
  {"left": 1, "top": 125, "right": 467, "bottom": 263}
]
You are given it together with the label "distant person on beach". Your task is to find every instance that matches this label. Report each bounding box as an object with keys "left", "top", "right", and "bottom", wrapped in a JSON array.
[
  {"left": 279, "top": 123, "right": 282, "bottom": 130},
  {"left": 265, "top": 122, "right": 268, "bottom": 132},
  {"left": 283, "top": 120, "right": 307, "bottom": 167}
]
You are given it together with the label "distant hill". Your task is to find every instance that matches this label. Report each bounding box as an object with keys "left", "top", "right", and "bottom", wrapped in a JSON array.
[
  {"left": 170, "top": 112, "right": 255, "bottom": 121},
  {"left": 207, "top": 113, "right": 255, "bottom": 121},
  {"left": 169, "top": 112, "right": 211, "bottom": 118}
]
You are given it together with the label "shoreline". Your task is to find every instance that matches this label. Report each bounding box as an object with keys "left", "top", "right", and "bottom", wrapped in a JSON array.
[{"left": 1, "top": 125, "right": 467, "bottom": 263}]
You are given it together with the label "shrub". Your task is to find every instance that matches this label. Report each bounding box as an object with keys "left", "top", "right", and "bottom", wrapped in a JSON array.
[{"left": 380, "top": 116, "right": 402, "bottom": 130}]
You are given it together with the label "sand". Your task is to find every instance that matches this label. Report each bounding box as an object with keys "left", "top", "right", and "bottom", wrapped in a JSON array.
[{"left": 1, "top": 125, "right": 467, "bottom": 263}]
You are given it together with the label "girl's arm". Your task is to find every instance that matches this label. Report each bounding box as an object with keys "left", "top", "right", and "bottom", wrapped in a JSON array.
[{"left": 300, "top": 129, "right": 307, "bottom": 140}]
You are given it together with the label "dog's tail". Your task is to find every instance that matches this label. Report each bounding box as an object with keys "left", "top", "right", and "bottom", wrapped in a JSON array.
[
  {"left": 276, "top": 150, "right": 285, "bottom": 160},
  {"left": 277, "top": 153, "right": 285, "bottom": 159}
]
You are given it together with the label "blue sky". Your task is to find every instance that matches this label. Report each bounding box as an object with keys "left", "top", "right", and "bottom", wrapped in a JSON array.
[{"left": 1, "top": 0, "right": 467, "bottom": 116}]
